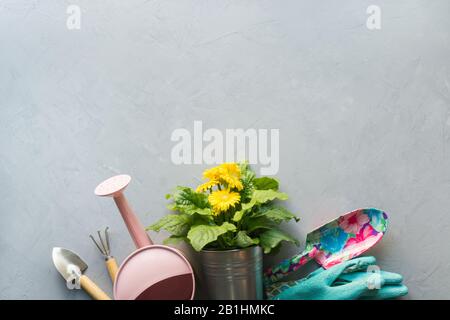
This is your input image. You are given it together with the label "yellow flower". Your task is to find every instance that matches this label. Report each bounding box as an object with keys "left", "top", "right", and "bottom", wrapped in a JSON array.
[
  {"left": 201, "top": 163, "right": 243, "bottom": 191},
  {"left": 219, "top": 163, "right": 240, "bottom": 174},
  {"left": 196, "top": 180, "right": 219, "bottom": 193},
  {"left": 218, "top": 163, "right": 243, "bottom": 190},
  {"left": 208, "top": 189, "right": 241, "bottom": 214},
  {"left": 203, "top": 166, "right": 223, "bottom": 181}
]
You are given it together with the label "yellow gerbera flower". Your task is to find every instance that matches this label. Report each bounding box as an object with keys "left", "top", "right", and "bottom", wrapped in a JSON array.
[
  {"left": 203, "top": 166, "right": 223, "bottom": 181},
  {"left": 219, "top": 163, "right": 243, "bottom": 190},
  {"left": 201, "top": 163, "right": 243, "bottom": 191},
  {"left": 196, "top": 180, "right": 219, "bottom": 193},
  {"left": 220, "top": 174, "right": 243, "bottom": 190},
  {"left": 219, "top": 163, "right": 241, "bottom": 176},
  {"left": 208, "top": 189, "right": 241, "bottom": 214}
]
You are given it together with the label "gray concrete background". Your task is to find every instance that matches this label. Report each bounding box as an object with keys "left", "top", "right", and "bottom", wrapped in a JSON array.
[{"left": 1, "top": 0, "right": 450, "bottom": 299}]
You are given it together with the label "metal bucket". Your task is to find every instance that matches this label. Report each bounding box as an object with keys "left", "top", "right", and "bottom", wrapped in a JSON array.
[{"left": 198, "top": 246, "right": 263, "bottom": 300}]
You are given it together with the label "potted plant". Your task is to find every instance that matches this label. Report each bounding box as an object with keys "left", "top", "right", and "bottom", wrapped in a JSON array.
[{"left": 147, "top": 162, "right": 299, "bottom": 299}]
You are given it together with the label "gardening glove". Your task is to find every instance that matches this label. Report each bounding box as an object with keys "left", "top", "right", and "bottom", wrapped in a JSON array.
[
  {"left": 334, "top": 270, "right": 402, "bottom": 286},
  {"left": 334, "top": 271, "right": 408, "bottom": 300},
  {"left": 268, "top": 256, "right": 378, "bottom": 300},
  {"left": 267, "top": 256, "right": 406, "bottom": 300}
]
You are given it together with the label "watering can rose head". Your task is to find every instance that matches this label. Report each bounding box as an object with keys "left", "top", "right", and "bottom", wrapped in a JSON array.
[{"left": 147, "top": 162, "right": 300, "bottom": 253}]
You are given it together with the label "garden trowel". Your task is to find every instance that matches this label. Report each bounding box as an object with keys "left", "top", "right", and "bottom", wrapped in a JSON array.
[{"left": 52, "top": 247, "right": 111, "bottom": 300}]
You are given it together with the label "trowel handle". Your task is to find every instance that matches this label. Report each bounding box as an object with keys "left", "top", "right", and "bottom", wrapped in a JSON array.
[
  {"left": 264, "top": 246, "right": 319, "bottom": 284},
  {"left": 113, "top": 193, "right": 152, "bottom": 248},
  {"left": 80, "top": 275, "right": 111, "bottom": 300},
  {"left": 105, "top": 257, "right": 119, "bottom": 283}
]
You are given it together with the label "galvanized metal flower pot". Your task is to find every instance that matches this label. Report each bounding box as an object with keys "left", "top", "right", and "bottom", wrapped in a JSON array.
[{"left": 198, "top": 246, "right": 263, "bottom": 300}]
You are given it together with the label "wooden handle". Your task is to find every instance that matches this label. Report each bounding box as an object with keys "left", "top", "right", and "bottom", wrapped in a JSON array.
[
  {"left": 80, "top": 275, "right": 111, "bottom": 300},
  {"left": 106, "top": 257, "right": 119, "bottom": 283}
]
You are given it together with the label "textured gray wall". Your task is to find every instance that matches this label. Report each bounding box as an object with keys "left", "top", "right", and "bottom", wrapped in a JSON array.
[{"left": 1, "top": 0, "right": 450, "bottom": 299}]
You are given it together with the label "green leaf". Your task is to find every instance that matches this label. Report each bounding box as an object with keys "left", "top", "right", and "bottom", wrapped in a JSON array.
[
  {"left": 187, "top": 222, "right": 237, "bottom": 251},
  {"left": 232, "top": 209, "right": 245, "bottom": 222},
  {"left": 169, "top": 204, "right": 213, "bottom": 216},
  {"left": 163, "top": 235, "right": 187, "bottom": 245},
  {"left": 234, "top": 231, "right": 259, "bottom": 248},
  {"left": 192, "top": 213, "right": 214, "bottom": 224},
  {"left": 232, "top": 190, "right": 288, "bottom": 222},
  {"left": 259, "top": 228, "right": 298, "bottom": 254},
  {"left": 253, "top": 177, "right": 279, "bottom": 190},
  {"left": 238, "top": 161, "right": 253, "bottom": 175},
  {"left": 172, "top": 186, "right": 210, "bottom": 209},
  {"left": 253, "top": 189, "right": 288, "bottom": 203},
  {"left": 253, "top": 205, "right": 299, "bottom": 223},
  {"left": 239, "top": 162, "right": 256, "bottom": 203},
  {"left": 168, "top": 186, "right": 213, "bottom": 216},
  {"left": 194, "top": 207, "right": 213, "bottom": 215},
  {"left": 232, "top": 201, "right": 256, "bottom": 222},
  {"left": 246, "top": 216, "right": 276, "bottom": 232},
  {"left": 146, "top": 214, "right": 191, "bottom": 236}
]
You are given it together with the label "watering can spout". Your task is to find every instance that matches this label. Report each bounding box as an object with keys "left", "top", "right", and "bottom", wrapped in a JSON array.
[
  {"left": 114, "top": 193, "right": 153, "bottom": 248},
  {"left": 95, "top": 174, "right": 153, "bottom": 248}
]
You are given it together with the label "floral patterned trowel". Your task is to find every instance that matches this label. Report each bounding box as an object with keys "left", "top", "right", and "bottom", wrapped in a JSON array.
[{"left": 264, "top": 208, "right": 388, "bottom": 284}]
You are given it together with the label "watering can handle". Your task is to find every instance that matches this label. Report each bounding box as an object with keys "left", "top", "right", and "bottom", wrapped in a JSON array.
[
  {"left": 114, "top": 193, "right": 153, "bottom": 248},
  {"left": 264, "top": 246, "right": 319, "bottom": 284}
]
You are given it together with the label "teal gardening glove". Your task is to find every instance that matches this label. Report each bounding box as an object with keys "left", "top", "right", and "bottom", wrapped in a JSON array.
[
  {"left": 267, "top": 256, "right": 408, "bottom": 300},
  {"left": 335, "top": 270, "right": 408, "bottom": 300}
]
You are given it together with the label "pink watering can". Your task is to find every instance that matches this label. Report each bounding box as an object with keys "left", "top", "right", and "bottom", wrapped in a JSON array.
[{"left": 95, "top": 175, "right": 195, "bottom": 300}]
